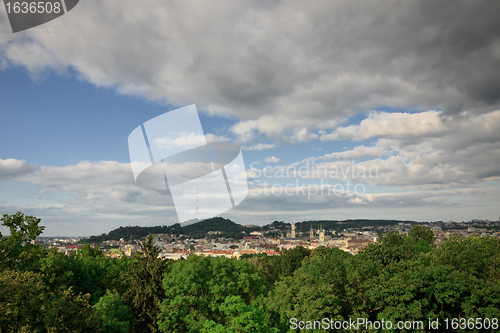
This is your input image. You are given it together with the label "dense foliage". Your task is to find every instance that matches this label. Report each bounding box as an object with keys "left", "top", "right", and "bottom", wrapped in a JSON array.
[{"left": 1, "top": 212, "right": 499, "bottom": 332}]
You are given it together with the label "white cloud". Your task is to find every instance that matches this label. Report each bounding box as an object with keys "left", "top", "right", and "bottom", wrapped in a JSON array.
[
  {"left": 239, "top": 178, "right": 499, "bottom": 221},
  {"left": 348, "top": 197, "right": 365, "bottom": 204},
  {"left": 319, "top": 132, "right": 338, "bottom": 142},
  {"left": 320, "top": 110, "right": 446, "bottom": 141},
  {"left": 205, "top": 133, "right": 231, "bottom": 143},
  {"left": 320, "top": 145, "right": 384, "bottom": 161},
  {"left": 2, "top": 42, "right": 66, "bottom": 78},
  {"left": 289, "top": 110, "right": 500, "bottom": 188},
  {"left": 264, "top": 156, "right": 280, "bottom": 163},
  {"left": 0, "top": 160, "right": 181, "bottom": 236},
  {"left": 241, "top": 143, "right": 276, "bottom": 151},
  {"left": 0, "top": 159, "right": 37, "bottom": 180},
  {"left": 154, "top": 132, "right": 206, "bottom": 150},
  {"left": 15, "top": 160, "right": 170, "bottom": 205},
  {"left": 288, "top": 128, "right": 319, "bottom": 144},
  {"left": 231, "top": 115, "right": 336, "bottom": 143}
]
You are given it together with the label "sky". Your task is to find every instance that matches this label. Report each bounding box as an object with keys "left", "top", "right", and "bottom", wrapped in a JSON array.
[{"left": 1, "top": 0, "right": 499, "bottom": 237}]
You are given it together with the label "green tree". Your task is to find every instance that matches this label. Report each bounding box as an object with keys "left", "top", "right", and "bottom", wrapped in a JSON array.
[
  {"left": 407, "top": 224, "right": 435, "bottom": 245},
  {"left": 0, "top": 270, "right": 45, "bottom": 332},
  {"left": 361, "top": 260, "right": 464, "bottom": 332},
  {"left": 0, "top": 270, "right": 99, "bottom": 333},
  {"left": 39, "top": 247, "right": 133, "bottom": 305},
  {"left": 407, "top": 225, "right": 436, "bottom": 254},
  {"left": 360, "top": 232, "right": 411, "bottom": 266},
  {"left": 360, "top": 225, "right": 436, "bottom": 266},
  {"left": 39, "top": 248, "right": 79, "bottom": 293},
  {"left": 432, "top": 234, "right": 500, "bottom": 281},
  {"left": 246, "top": 254, "right": 278, "bottom": 287},
  {"left": 81, "top": 243, "right": 103, "bottom": 257},
  {"left": 42, "top": 286, "right": 99, "bottom": 333},
  {"left": 158, "top": 255, "right": 267, "bottom": 333},
  {"left": 0, "top": 212, "right": 46, "bottom": 271},
  {"left": 430, "top": 235, "right": 500, "bottom": 326},
  {"left": 274, "top": 246, "right": 311, "bottom": 278},
  {"left": 123, "top": 234, "right": 167, "bottom": 333},
  {"left": 93, "top": 289, "right": 134, "bottom": 333},
  {"left": 265, "top": 248, "right": 352, "bottom": 332},
  {"left": 201, "top": 296, "right": 277, "bottom": 333}
]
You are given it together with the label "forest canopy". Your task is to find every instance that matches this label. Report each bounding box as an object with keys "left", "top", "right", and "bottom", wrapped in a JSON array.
[{"left": 1, "top": 212, "right": 499, "bottom": 333}]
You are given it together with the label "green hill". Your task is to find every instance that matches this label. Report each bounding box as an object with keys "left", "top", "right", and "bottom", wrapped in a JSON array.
[{"left": 79, "top": 217, "right": 261, "bottom": 243}]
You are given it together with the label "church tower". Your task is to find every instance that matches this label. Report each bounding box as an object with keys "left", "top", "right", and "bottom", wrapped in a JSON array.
[
  {"left": 310, "top": 224, "right": 314, "bottom": 240},
  {"left": 291, "top": 222, "right": 296, "bottom": 239},
  {"left": 319, "top": 225, "right": 325, "bottom": 242}
]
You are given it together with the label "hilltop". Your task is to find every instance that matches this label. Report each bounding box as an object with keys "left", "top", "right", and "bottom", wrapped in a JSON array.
[{"left": 79, "top": 217, "right": 259, "bottom": 243}]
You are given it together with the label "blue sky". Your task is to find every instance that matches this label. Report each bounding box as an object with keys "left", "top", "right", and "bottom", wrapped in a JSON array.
[
  {"left": 1, "top": 1, "right": 499, "bottom": 236},
  {"left": 1, "top": 68, "right": 175, "bottom": 165}
]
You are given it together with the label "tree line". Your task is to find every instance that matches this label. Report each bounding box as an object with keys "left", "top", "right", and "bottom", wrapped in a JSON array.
[{"left": 1, "top": 212, "right": 499, "bottom": 332}]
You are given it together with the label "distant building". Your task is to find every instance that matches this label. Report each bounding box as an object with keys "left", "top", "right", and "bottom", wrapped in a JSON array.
[
  {"left": 160, "top": 252, "right": 187, "bottom": 260},
  {"left": 121, "top": 244, "right": 138, "bottom": 257},
  {"left": 319, "top": 225, "right": 325, "bottom": 242},
  {"left": 110, "top": 252, "right": 122, "bottom": 259},
  {"left": 346, "top": 238, "right": 370, "bottom": 248},
  {"left": 328, "top": 239, "right": 347, "bottom": 248},
  {"left": 233, "top": 250, "right": 242, "bottom": 259}
]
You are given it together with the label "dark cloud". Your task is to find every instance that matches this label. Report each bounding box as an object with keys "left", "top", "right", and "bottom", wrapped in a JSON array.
[{"left": 1, "top": 0, "right": 499, "bottom": 138}]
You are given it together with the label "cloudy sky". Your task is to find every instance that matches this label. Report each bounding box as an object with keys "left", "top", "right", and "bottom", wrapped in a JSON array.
[{"left": 1, "top": 0, "right": 499, "bottom": 236}]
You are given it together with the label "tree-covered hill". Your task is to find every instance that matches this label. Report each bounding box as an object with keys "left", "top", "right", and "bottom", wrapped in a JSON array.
[{"left": 79, "top": 217, "right": 263, "bottom": 243}]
